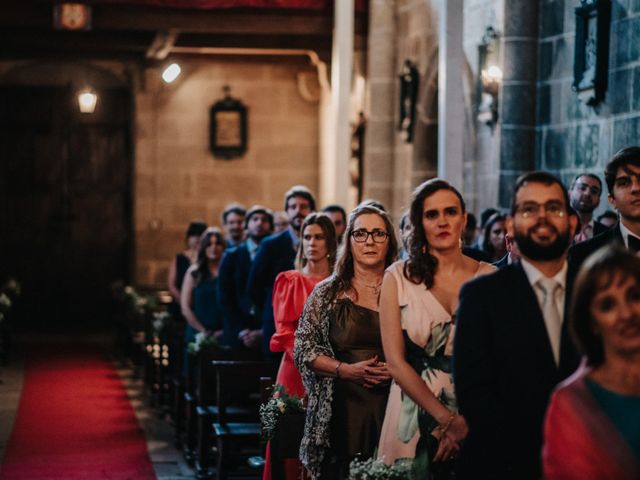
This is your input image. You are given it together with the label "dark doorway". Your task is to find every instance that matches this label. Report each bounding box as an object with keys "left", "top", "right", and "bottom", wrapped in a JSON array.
[{"left": 0, "top": 85, "right": 132, "bottom": 329}]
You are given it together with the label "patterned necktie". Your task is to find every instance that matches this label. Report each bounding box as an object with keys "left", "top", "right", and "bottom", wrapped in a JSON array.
[
  {"left": 537, "top": 277, "right": 562, "bottom": 366},
  {"left": 628, "top": 235, "right": 640, "bottom": 253}
]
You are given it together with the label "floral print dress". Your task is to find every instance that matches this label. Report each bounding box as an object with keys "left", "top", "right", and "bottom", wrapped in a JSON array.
[{"left": 377, "top": 260, "right": 495, "bottom": 478}]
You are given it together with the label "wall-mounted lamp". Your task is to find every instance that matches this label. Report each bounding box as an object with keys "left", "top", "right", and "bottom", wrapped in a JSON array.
[
  {"left": 476, "top": 26, "right": 501, "bottom": 129},
  {"left": 162, "top": 63, "right": 181, "bottom": 83},
  {"left": 77, "top": 88, "right": 97, "bottom": 113}
]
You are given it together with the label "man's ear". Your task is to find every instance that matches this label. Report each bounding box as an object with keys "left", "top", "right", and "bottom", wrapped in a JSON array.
[
  {"left": 608, "top": 194, "right": 617, "bottom": 211},
  {"left": 506, "top": 216, "right": 515, "bottom": 238}
]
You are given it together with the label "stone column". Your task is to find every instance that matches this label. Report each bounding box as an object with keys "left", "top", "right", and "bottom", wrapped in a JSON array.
[
  {"left": 438, "top": 0, "right": 465, "bottom": 191},
  {"left": 498, "top": 1, "right": 539, "bottom": 207},
  {"left": 362, "top": 0, "right": 396, "bottom": 210},
  {"left": 330, "top": 0, "right": 354, "bottom": 207}
]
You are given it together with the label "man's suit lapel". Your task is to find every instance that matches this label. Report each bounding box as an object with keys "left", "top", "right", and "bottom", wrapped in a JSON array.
[{"left": 510, "top": 263, "right": 558, "bottom": 374}]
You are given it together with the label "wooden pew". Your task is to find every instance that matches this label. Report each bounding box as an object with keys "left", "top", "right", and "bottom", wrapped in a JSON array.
[{"left": 211, "top": 360, "right": 277, "bottom": 480}]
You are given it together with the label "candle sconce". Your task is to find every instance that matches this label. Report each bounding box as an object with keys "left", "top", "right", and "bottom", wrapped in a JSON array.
[{"left": 476, "top": 26, "right": 502, "bottom": 130}]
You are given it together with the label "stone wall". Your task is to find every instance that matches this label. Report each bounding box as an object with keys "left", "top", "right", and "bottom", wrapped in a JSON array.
[
  {"left": 537, "top": 0, "right": 640, "bottom": 213},
  {"left": 135, "top": 56, "right": 319, "bottom": 287}
]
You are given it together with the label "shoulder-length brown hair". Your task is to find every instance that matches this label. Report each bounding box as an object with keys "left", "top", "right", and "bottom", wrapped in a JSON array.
[
  {"left": 404, "top": 178, "right": 466, "bottom": 289},
  {"left": 192, "top": 227, "right": 226, "bottom": 284},
  {"left": 295, "top": 213, "right": 338, "bottom": 271},
  {"left": 329, "top": 205, "right": 398, "bottom": 300},
  {"left": 570, "top": 244, "right": 640, "bottom": 366}
]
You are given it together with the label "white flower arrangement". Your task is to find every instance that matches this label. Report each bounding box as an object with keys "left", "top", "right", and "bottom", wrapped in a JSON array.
[
  {"left": 347, "top": 457, "right": 414, "bottom": 480},
  {"left": 259, "top": 384, "right": 304, "bottom": 440},
  {"left": 152, "top": 311, "right": 171, "bottom": 333},
  {"left": 3, "top": 278, "right": 21, "bottom": 296},
  {"left": 0, "top": 293, "right": 12, "bottom": 310},
  {"left": 187, "top": 331, "right": 217, "bottom": 354}
]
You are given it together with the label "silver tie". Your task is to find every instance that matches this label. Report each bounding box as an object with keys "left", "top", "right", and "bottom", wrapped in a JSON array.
[{"left": 537, "top": 277, "right": 562, "bottom": 366}]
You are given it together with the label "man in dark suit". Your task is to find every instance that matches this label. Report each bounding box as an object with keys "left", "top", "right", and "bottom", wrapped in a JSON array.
[
  {"left": 569, "top": 147, "right": 640, "bottom": 272},
  {"left": 568, "top": 173, "right": 608, "bottom": 243},
  {"left": 493, "top": 232, "right": 521, "bottom": 268},
  {"left": 247, "top": 185, "right": 315, "bottom": 358},
  {"left": 454, "top": 171, "right": 580, "bottom": 480},
  {"left": 218, "top": 206, "right": 273, "bottom": 351}
]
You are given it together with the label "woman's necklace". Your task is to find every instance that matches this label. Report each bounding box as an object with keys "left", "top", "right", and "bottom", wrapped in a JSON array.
[{"left": 352, "top": 276, "right": 383, "bottom": 297}]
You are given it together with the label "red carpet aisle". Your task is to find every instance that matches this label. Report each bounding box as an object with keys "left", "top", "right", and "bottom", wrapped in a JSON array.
[{"left": 0, "top": 343, "right": 156, "bottom": 480}]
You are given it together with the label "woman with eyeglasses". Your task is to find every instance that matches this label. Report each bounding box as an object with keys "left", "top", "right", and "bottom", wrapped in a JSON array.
[
  {"left": 294, "top": 205, "right": 398, "bottom": 479},
  {"left": 376, "top": 179, "right": 495, "bottom": 478}
]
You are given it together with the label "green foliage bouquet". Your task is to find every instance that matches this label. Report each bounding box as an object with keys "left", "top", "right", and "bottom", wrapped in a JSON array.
[
  {"left": 259, "top": 384, "right": 304, "bottom": 440},
  {"left": 187, "top": 331, "right": 217, "bottom": 354}
]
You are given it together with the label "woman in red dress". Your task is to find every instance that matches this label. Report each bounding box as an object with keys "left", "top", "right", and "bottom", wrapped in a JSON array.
[{"left": 264, "top": 212, "right": 337, "bottom": 480}]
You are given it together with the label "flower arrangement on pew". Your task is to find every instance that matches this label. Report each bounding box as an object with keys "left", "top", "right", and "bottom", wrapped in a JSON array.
[
  {"left": 347, "top": 457, "right": 414, "bottom": 480},
  {"left": 187, "top": 331, "right": 218, "bottom": 354},
  {"left": 0, "top": 293, "right": 12, "bottom": 313},
  {"left": 152, "top": 311, "right": 171, "bottom": 334},
  {"left": 121, "top": 285, "right": 157, "bottom": 315},
  {"left": 2, "top": 278, "right": 21, "bottom": 298},
  {"left": 259, "top": 384, "right": 305, "bottom": 440}
]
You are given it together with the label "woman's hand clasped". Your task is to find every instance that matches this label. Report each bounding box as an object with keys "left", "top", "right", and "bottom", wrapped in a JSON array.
[
  {"left": 432, "top": 413, "right": 468, "bottom": 462},
  {"left": 340, "top": 355, "right": 392, "bottom": 389}
]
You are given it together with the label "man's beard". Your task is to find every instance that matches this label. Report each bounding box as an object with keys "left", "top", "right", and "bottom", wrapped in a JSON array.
[
  {"left": 571, "top": 199, "right": 596, "bottom": 215},
  {"left": 249, "top": 232, "right": 269, "bottom": 242},
  {"left": 290, "top": 215, "right": 305, "bottom": 231},
  {"left": 514, "top": 223, "right": 572, "bottom": 261}
]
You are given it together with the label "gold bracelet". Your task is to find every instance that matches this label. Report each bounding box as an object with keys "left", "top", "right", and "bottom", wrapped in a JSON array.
[
  {"left": 439, "top": 413, "right": 456, "bottom": 437},
  {"left": 335, "top": 361, "right": 343, "bottom": 378}
]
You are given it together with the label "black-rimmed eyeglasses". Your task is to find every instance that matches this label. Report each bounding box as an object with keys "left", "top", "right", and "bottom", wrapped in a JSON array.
[{"left": 351, "top": 229, "right": 389, "bottom": 243}]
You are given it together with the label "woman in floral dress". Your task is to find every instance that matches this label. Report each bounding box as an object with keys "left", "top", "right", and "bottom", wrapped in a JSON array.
[{"left": 377, "top": 179, "right": 495, "bottom": 478}]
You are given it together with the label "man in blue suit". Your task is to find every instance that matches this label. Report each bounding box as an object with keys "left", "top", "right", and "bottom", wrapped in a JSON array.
[
  {"left": 454, "top": 172, "right": 580, "bottom": 480},
  {"left": 218, "top": 206, "right": 274, "bottom": 352},
  {"left": 247, "top": 185, "right": 316, "bottom": 358}
]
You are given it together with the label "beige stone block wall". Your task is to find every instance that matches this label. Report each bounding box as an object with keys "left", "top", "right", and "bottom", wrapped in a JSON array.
[{"left": 134, "top": 56, "right": 319, "bottom": 287}]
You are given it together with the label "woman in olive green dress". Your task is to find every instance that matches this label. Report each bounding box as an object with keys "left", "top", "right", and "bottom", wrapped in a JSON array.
[{"left": 294, "top": 205, "right": 399, "bottom": 480}]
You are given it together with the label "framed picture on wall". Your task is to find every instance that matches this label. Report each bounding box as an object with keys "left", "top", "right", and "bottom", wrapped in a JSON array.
[
  {"left": 209, "top": 87, "right": 247, "bottom": 159},
  {"left": 573, "top": 0, "right": 611, "bottom": 106}
]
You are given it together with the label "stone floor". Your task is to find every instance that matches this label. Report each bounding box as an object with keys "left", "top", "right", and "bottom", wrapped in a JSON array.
[{"left": 0, "top": 335, "right": 196, "bottom": 480}]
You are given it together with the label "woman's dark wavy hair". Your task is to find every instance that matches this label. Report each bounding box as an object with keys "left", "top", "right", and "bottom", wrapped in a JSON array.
[
  {"left": 295, "top": 213, "right": 338, "bottom": 271},
  {"left": 192, "top": 227, "right": 226, "bottom": 283},
  {"left": 328, "top": 205, "right": 398, "bottom": 301},
  {"left": 404, "top": 178, "right": 466, "bottom": 289},
  {"left": 570, "top": 244, "right": 640, "bottom": 367},
  {"left": 481, "top": 212, "right": 507, "bottom": 259}
]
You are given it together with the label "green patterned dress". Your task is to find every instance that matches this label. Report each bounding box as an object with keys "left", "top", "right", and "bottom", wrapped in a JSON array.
[{"left": 377, "top": 260, "right": 495, "bottom": 479}]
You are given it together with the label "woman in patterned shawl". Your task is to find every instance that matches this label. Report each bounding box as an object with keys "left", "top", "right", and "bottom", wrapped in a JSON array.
[
  {"left": 294, "top": 205, "right": 398, "bottom": 479},
  {"left": 377, "top": 179, "right": 495, "bottom": 479}
]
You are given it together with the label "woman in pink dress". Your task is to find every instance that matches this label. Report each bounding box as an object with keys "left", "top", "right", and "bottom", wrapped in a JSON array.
[
  {"left": 264, "top": 212, "right": 337, "bottom": 480},
  {"left": 377, "top": 179, "right": 495, "bottom": 478}
]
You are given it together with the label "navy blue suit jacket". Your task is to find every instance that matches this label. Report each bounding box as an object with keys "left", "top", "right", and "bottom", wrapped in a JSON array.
[
  {"left": 568, "top": 223, "right": 623, "bottom": 278},
  {"left": 246, "top": 229, "right": 296, "bottom": 356},
  {"left": 218, "top": 242, "right": 259, "bottom": 348},
  {"left": 453, "top": 262, "right": 579, "bottom": 480}
]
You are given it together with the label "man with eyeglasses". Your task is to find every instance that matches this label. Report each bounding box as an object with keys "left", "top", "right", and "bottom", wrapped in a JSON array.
[
  {"left": 568, "top": 173, "right": 608, "bottom": 243},
  {"left": 570, "top": 146, "right": 640, "bottom": 271},
  {"left": 454, "top": 171, "right": 580, "bottom": 480}
]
